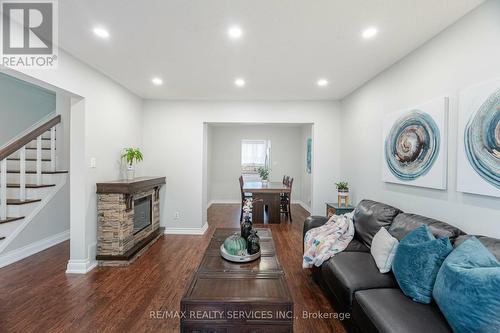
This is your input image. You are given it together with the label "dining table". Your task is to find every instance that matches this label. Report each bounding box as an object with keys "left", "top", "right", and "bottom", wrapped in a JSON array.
[{"left": 242, "top": 181, "right": 291, "bottom": 224}]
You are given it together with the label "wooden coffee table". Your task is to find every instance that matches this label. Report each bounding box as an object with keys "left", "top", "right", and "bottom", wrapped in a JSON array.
[{"left": 181, "top": 228, "right": 294, "bottom": 333}]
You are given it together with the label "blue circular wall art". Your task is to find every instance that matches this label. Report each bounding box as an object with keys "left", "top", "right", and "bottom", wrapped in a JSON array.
[
  {"left": 464, "top": 89, "right": 500, "bottom": 189},
  {"left": 385, "top": 110, "right": 440, "bottom": 181}
]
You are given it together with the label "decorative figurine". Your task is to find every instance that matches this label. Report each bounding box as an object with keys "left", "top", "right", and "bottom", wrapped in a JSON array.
[
  {"left": 247, "top": 230, "right": 260, "bottom": 255},
  {"left": 223, "top": 233, "right": 247, "bottom": 256}
]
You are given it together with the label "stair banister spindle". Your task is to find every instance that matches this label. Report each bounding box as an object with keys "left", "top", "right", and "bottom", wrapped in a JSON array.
[
  {"left": 0, "top": 159, "right": 6, "bottom": 220},
  {"left": 36, "top": 136, "right": 42, "bottom": 186},
  {"left": 50, "top": 127, "right": 56, "bottom": 172},
  {"left": 19, "top": 146, "right": 26, "bottom": 201}
]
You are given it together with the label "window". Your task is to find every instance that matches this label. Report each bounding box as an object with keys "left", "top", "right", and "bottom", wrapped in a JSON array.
[{"left": 241, "top": 139, "right": 270, "bottom": 174}]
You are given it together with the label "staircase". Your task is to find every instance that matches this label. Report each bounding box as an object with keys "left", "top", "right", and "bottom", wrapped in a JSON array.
[{"left": 0, "top": 115, "right": 68, "bottom": 252}]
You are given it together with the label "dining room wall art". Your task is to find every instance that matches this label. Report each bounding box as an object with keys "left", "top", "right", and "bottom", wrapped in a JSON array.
[
  {"left": 306, "top": 137, "right": 312, "bottom": 174},
  {"left": 457, "top": 78, "right": 500, "bottom": 197},
  {"left": 382, "top": 97, "right": 448, "bottom": 190}
]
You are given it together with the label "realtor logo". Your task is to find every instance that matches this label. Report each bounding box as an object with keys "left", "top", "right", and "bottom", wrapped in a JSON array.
[{"left": 1, "top": 0, "right": 58, "bottom": 68}]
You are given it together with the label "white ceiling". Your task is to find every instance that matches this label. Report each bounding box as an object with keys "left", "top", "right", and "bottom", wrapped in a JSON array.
[{"left": 58, "top": 0, "right": 484, "bottom": 100}]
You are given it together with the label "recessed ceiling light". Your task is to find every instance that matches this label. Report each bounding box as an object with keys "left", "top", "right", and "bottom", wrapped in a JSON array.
[
  {"left": 362, "top": 27, "right": 378, "bottom": 39},
  {"left": 317, "top": 79, "right": 329, "bottom": 87},
  {"left": 228, "top": 26, "right": 243, "bottom": 40},
  {"left": 152, "top": 77, "right": 163, "bottom": 86},
  {"left": 93, "top": 27, "right": 110, "bottom": 39},
  {"left": 234, "top": 78, "right": 245, "bottom": 87}
]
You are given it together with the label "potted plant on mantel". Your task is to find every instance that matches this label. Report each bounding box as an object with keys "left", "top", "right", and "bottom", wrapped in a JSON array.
[
  {"left": 122, "top": 148, "right": 144, "bottom": 180},
  {"left": 257, "top": 166, "right": 270, "bottom": 184},
  {"left": 335, "top": 181, "right": 349, "bottom": 207}
]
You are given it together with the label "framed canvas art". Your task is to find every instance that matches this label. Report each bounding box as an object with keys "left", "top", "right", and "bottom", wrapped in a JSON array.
[
  {"left": 457, "top": 79, "right": 500, "bottom": 197},
  {"left": 382, "top": 97, "right": 449, "bottom": 190},
  {"left": 306, "top": 138, "right": 312, "bottom": 174}
]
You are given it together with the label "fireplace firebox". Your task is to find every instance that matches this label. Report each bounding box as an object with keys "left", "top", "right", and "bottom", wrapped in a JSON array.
[{"left": 134, "top": 195, "right": 152, "bottom": 234}]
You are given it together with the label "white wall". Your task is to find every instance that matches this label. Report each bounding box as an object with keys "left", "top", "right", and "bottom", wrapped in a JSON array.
[
  {"left": 142, "top": 101, "right": 341, "bottom": 231},
  {"left": 3, "top": 93, "right": 71, "bottom": 253},
  {"left": 208, "top": 124, "right": 308, "bottom": 205},
  {"left": 5, "top": 48, "right": 143, "bottom": 272},
  {"left": 340, "top": 0, "right": 500, "bottom": 238},
  {"left": 300, "top": 125, "right": 313, "bottom": 210},
  {"left": 0, "top": 73, "right": 56, "bottom": 146}
]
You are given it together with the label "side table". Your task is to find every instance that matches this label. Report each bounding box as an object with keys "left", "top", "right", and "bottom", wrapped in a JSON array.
[{"left": 326, "top": 202, "right": 355, "bottom": 218}]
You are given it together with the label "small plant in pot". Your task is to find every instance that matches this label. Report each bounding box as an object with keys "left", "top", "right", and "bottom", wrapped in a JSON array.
[
  {"left": 335, "top": 181, "right": 349, "bottom": 195},
  {"left": 335, "top": 181, "right": 349, "bottom": 207},
  {"left": 122, "top": 148, "right": 143, "bottom": 180},
  {"left": 257, "top": 166, "right": 270, "bottom": 184}
]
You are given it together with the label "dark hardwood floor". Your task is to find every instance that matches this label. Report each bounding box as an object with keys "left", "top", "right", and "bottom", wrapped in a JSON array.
[{"left": 0, "top": 204, "right": 347, "bottom": 333}]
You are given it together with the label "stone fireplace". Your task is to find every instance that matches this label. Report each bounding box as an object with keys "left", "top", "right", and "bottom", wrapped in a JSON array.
[{"left": 96, "top": 177, "right": 165, "bottom": 266}]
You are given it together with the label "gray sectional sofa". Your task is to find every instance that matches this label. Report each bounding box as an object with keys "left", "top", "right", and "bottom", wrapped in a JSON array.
[{"left": 303, "top": 199, "right": 500, "bottom": 333}]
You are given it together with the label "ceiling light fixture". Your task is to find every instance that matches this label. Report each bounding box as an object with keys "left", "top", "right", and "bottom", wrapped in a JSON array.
[
  {"left": 152, "top": 77, "right": 163, "bottom": 86},
  {"left": 228, "top": 26, "right": 243, "bottom": 40},
  {"left": 317, "top": 79, "right": 329, "bottom": 87},
  {"left": 93, "top": 27, "right": 110, "bottom": 39},
  {"left": 362, "top": 27, "right": 378, "bottom": 40},
  {"left": 234, "top": 78, "right": 245, "bottom": 87}
]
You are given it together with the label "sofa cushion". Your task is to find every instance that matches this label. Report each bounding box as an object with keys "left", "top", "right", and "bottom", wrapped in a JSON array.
[
  {"left": 433, "top": 237, "right": 500, "bottom": 333},
  {"left": 352, "top": 288, "right": 452, "bottom": 333},
  {"left": 392, "top": 225, "right": 452, "bottom": 304},
  {"left": 353, "top": 200, "right": 402, "bottom": 247},
  {"left": 371, "top": 227, "right": 399, "bottom": 273},
  {"left": 303, "top": 215, "right": 329, "bottom": 241},
  {"left": 454, "top": 235, "right": 500, "bottom": 260},
  {"left": 388, "top": 213, "right": 465, "bottom": 243},
  {"left": 344, "top": 238, "right": 370, "bottom": 252},
  {"left": 320, "top": 251, "right": 397, "bottom": 312}
]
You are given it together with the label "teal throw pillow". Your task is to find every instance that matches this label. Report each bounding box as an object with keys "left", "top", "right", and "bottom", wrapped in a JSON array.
[
  {"left": 392, "top": 224, "right": 452, "bottom": 304},
  {"left": 433, "top": 237, "right": 500, "bottom": 333}
]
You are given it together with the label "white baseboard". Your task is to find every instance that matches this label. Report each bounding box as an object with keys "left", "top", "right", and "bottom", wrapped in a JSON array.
[
  {"left": 66, "top": 242, "right": 97, "bottom": 274},
  {"left": 66, "top": 259, "right": 97, "bottom": 274},
  {"left": 164, "top": 222, "right": 208, "bottom": 235},
  {"left": 207, "top": 200, "right": 240, "bottom": 209},
  {"left": 293, "top": 200, "right": 311, "bottom": 213},
  {"left": 0, "top": 229, "right": 69, "bottom": 268}
]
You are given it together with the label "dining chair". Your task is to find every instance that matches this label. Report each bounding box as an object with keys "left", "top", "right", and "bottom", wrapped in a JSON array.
[
  {"left": 239, "top": 176, "right": 252, "bottom": 221},
  {"left": 281, "top": 175, "right": 288, "bottom": 201},
  {"left": 280, "top": 177, "right": 293, "bottom": 222}
]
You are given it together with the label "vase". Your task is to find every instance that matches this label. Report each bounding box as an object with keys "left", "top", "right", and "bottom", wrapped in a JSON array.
[
  {"left": 261, "top": 179, "right": 269, "bottom": 185},
  {"left": 247, "top": 230, "right": 260, "bottom": 255},
  {"left": 223, "top": 233, "right": 247, "bottom": 256},
  {"left": 337, "top": 189, "right": 349, "bottom": 207},
  {"left": 126, "top": 165, "right": 135, "bottom": 180},
  {"left": 241, "top": 216, "right": 252, "bottom": 240}
]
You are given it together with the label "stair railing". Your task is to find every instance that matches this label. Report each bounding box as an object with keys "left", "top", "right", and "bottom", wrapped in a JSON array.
[{"left": 0, "top": 115, "right": 61, "bottom": 220}]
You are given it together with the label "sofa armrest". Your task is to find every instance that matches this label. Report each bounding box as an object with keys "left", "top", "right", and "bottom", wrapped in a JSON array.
[{"left": 303, "top": 216, "right": 329, "bottom": 242}]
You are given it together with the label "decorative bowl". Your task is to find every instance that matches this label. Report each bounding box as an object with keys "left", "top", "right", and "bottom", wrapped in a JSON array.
[{"left": 220, "top": 244, "right": 261, "bottom": 263}]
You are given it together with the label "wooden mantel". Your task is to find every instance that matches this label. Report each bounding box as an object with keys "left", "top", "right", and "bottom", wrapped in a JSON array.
[{"left": 96, "top": 176, "right": 166, "bottom": 194}]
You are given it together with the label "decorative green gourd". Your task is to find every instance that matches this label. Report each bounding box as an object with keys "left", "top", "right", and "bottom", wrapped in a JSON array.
[{"left": 223, "top": 233, "right": 247, "bottom": 256}]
